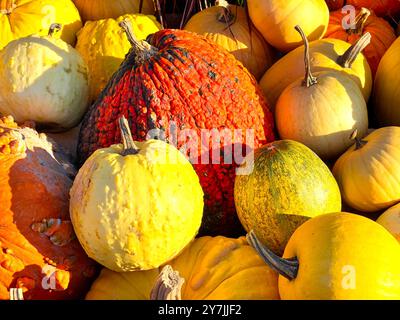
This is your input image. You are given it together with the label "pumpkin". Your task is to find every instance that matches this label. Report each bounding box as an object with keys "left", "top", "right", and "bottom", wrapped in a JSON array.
[
  {"left": 325, "top": 0, "right": 344, "bottom": 11},
  {"left": 0, "top": 116, "right": 97, "bottom": 300},
  {"left": 373, "top": 36, "right": 400, "bottom": 126},
  {"left": 184, "top": 1, "right": 275, "bottom": 80},
  {"left": 46, "top": 124, "right": 81, "bottom": 164},
  {"left": 275, "top": 26, "right": 368, "bottom": 160},
  {"left": 72, "top": 0, "right": 154, "bottom": 22},
  {"left": 86, "top": 236, "right": 279, "bottom": 300},
  {"left": 347, "top": 0, "right": 400, "bottom": 17},
  {"left": 0, "top": 24, "right": 89, "bottom": 132},
  {"left": 234, "top": 140, "right": 342, "bottom": 255},
  {"left": 377, "top": 203, "right": 400, "bottom": 242},
  {"left": 248, "top": 212, "right": 400, "bottom": 300},
  {"left": 76, "top": 14, "right": 161, "bottom": 103},
  {"left": 333, "top": 127, "right": 400, "bottom": 212},
  {"left": 0, "top": 0, "right": 82, "bottom": 50},
  {"left": 247, "top": 0, "right": 329, "bottom": 52},
  {"left": 325, "top": 8, "right": 396, "bottom": 77},
  {"left": 77, "top": 22, "right": 275, "bottom": 237},
  {"left": 70, "top": 117, "right": 204, "bottom": 272},
  {"left": 259, "top": 32, "right": 372, "bottom": 109}
]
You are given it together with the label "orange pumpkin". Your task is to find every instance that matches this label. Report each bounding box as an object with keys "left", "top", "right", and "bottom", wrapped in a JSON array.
[
  {"left": 347, "top": 0, "right": 400, "bottom": 17},
  {"left": 325, "top": 7, "right": 396, "bottom": 76},
  {"left": 325, "top": 0, "right": 345, "bottom": 11},
  {"left": 0, "top": 116, "right": 97, "bottom": 300}
]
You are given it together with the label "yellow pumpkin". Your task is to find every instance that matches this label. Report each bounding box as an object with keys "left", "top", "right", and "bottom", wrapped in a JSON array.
[
  {"left": 0, "top": 0, "right": 82, "bottom": 50},
  {"left": 377, "top": 203, "right": 400, "bottom": 242},
  {"left": 75, "top": 14, "right": 161, "bottom": 102},
  {"left": 333, "top": 127, "right": 400, "bottom": 212},
  {"left": 373, "top": 36, "right": 400, "bottom": 126},
  {"left": 275, "top": 27, "right": 368, "bottom": 160},
  {"left": 72, "top": 0, "right": 154, "bottom": 22},
  {"left": 0, "top": 24, "right": 89, "bottom": 131},
  {"left": 260, "top": 33, "right": 373, "bottom": 109},
  {"left": 248, "top": 212, "right": 400, "bottom": 300},
  {"left": 184, "top": 2, "right": 275, "bottom": 80},
  {"left": 247, "top": 0, "right": 329, "bottom": 52},
  {"left": 85, "top": 236, "right": 279, "bottom": 300},
  {"left": 70, "top": 117, "right": 204, "bottom": 272}
]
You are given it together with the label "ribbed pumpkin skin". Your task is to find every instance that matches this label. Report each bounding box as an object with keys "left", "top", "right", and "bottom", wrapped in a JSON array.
[
  {"left": 234, "top": 140, "right": 342, "bottom": 255},
  {"left": 347, "top": 0, "right": 400, "bottom": 17},
  {"left": 78, "top": 29, "right": 275, "bottom": 236},
  {"left": 0, "top": 116, "right": 97, "bottom": 300},
  {"left": 325, "top": 8, "right": 396, "bottom": 77},
  {"left": 75, "top": 14, "right": 161, "bottom": 102},
  {"left": 85, "top": 236, "right": 279, "bottom": 300},
  {"left": 325, "top": 0, "right": 344, "bottom": 11},
  {"left": 72, "top": 0, "right": 154, "bottom": 22},
  {"left": 377, "top": 203, "right": 400, "bottom": 243},
  {"left": 0, "top": 0, "right": 82, "bottom": 50}
]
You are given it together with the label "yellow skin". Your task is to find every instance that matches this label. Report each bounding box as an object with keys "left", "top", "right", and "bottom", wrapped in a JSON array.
[
  {"left": 377, "top": 203, "right": 400, "bottom": 242},
  {"left": 276, "top": 71, "right": 368, "bottom": 160},
  {"left": 70, "top": 139, "right": 204, "bottom": 272},
  {"left": 259, "top": 38, "right": 372, "bottom": 109},
  {"left": 0, "top": 0, "right": 82, "bottom": 50},
  {"left": 280, "top": 212, "right": 400, "bottom": 300},
  {"left": 75, "top": 14, "right": 161, "bottom": 102},
  {"left": 247, "top": 0, "right": 329, "bottom": 52},
  {"left": 85, "top": 236, "right": 279, "bottom": 300},
  {"left": 373, "top": 36, "right": 400, "bottom": 126},
  {"left": 333, "top": 127, "right": 400, "bottom": 212},
  {"left": 0, "top": 32, "right": 89, "bottom": 131},
  {"left": 184, "top": 4, "right": 275, "bottom": 80}
]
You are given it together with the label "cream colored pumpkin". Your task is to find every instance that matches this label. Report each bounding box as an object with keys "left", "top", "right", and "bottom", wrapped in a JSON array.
[
  {"left": 76, "top": 14, "right": 161, "bottom": 102},
  {"left": 0, "top": 25, "right": 89, "bottom": 131},
  {"left": 333, "top": 127, "right": 400, "bottom": 212},
  {"left": 184, "top": 3, "right": 275, "bottom": 80}
]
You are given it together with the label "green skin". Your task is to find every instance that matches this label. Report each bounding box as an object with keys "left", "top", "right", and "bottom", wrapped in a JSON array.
[{"left": 234, "top": 140, "right": 342, "bottom": 255}]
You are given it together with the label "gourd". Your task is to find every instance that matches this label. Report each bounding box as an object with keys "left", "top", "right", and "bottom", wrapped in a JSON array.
[
  {"left": 234, "top": 139, "right": 342, "bottom": 255},
  {"left": 377, "top": 203, "right": 400, "bottom": 242},
  {"left": 0, "top": 24, "right": 89, "bottom": 131},
  {"left": 246, "top": 0, "right": 330, "bottom": 52},
  {"left": 248, "top": 212, "right": 400, "bottom": 300},
  {"left": 275, "top": 26, "right": 368, "bottom": 160},
  {"left": 70, "top": 117, "right": 204, "bottom": 272}
]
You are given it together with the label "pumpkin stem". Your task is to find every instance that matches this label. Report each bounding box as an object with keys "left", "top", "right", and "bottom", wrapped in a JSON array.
[
  {"left": 48, "top": 23, "right": 62, "bottom": 37},
  {"left": 350, "top": 129, "right": 368, "bottom": 150},
  {"left": 337, "top": 32, "right": 372, "bottom": 68},
  {"left": 119, "top": 19, "right": 158, "bottom": 64},
  {"left": 150, "top": 265, "right": 185, "bottom": 300},
  {"left": 216, "top": 1, "right": 235, "bottom": 24},
  {"left": 247, "top": 230, "right": 299, "bottom": 281},
  {"left": 295, "top": 25, "right": 317, "bottom": 88},
  {"left": 118, "top": 116, "right": 140, "bottom": 156},
  {"left": 348, "top": 8, "right": 371, "bottom": 35}
]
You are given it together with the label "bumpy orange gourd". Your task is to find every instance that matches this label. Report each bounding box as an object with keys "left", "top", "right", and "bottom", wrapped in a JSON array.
[{"left": 0, "top": 116, "right": 97, "bottom": 300}]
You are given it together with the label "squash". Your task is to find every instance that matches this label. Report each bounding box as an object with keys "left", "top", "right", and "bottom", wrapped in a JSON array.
[
  {"left": 76, "top": 14, "right": 161, "bottom": 103},
  {"left": 234, "top": 140, "right": 342, "bottom": 255},
  {"left": 247, "top": 0, "right": 329, "bottom": 52},
  {"left": 325, "top": 0, "right": 345, "bottom": 11},
  {"left": 86, "top": 236, "right": 279, "bottom": 300},
  {"left": 347, "top": 0, "right": 400, "bottom": 17},
  {"left": 184, "top": 1, "right": 275, "bottom": 80},
  {"left": 77, "top": 21, "right": 276, "bottom": 237},
  {"left": 0, "top": 0, "right": 82, "bottom": 50},
  {"left": 0, "top": 116, "right": 97, "bottom": 300},
  {"left": 373, "top": 36, "right": 400, "bottom": 126},
  {"left": 248, "top": 212, "right": 400, "bottom": 300},
  {"left": 377, "top": 203, "right": 400, "bottom": 242},
  {"left": 325, "top": 8, "right": 396, "bottom": 77},
  {"left": 333, "top": 127, "right": 400, "bottom": 212},
  {"left": 0, "top": 24, "right": 89, "bottom": 131},
  {"left": 275, "top": 26, "right": 368, "bottom": 160},
  {"left": 259, "top": 32, "right": 372, "bottom": 109},
  {"left": 72, "top": 0, "right": 154, "bottom": 22},
  {"left": 70, "top": 117, "right": 204, "bottom": 272}
]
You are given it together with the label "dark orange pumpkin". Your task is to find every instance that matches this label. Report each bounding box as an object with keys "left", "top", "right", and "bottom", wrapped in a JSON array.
[
  {"left": 325, "top": 7, "right": 396, "bottom": 76},
  {"left": 0, "top": 116, "right": 97, "bottom": 300},
  {"left": 325, "top": 0, "right": 345, "bottom": 11},
  {"left": 347, "top": 0, "right": 400, "bottom": 17}
]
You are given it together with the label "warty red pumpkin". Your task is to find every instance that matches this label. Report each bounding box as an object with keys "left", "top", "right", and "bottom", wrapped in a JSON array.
[{"left": 77, "top": 21, "right": 276, "bottom": 237}]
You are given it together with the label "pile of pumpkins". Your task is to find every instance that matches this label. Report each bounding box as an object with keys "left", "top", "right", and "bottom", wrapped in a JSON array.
[{"left": 1, "top": 0, "right": 400, "bottom": 300}]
